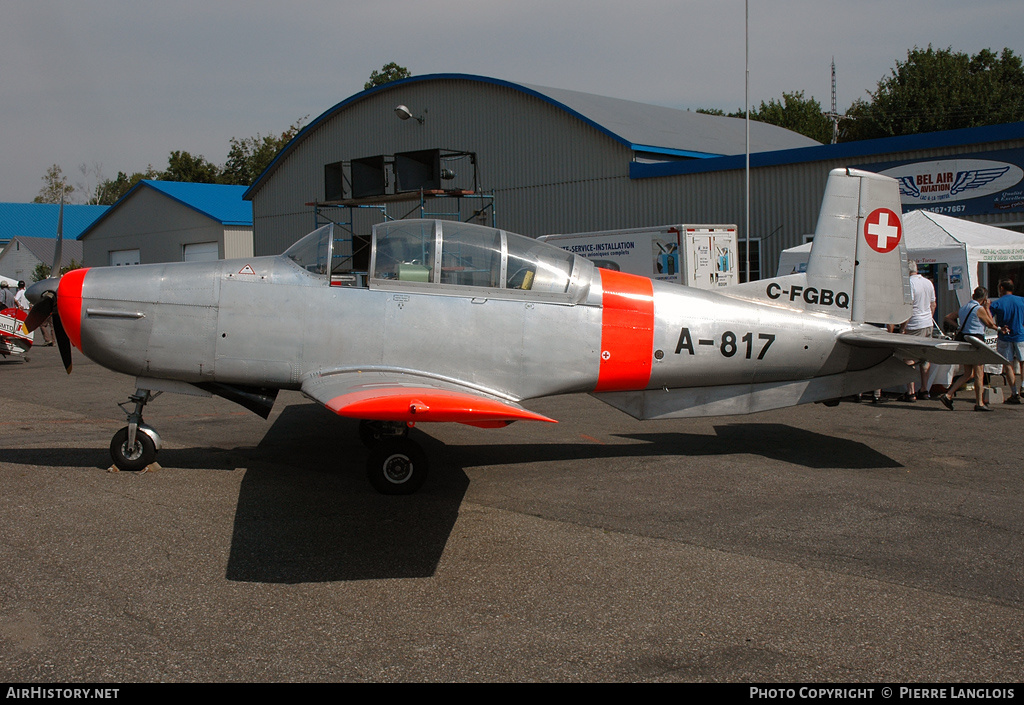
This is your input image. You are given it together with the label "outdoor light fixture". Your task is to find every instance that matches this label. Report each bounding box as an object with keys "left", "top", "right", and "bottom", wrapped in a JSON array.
[{"left": 394, "top": 105, "right": 424, "bottom": 124}]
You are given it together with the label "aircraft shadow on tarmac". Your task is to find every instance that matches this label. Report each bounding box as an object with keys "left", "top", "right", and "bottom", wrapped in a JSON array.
[
  {"left": 444, "top": 423, "right": 903, "bottom": 471},
  {"left": 225, "top": 403, "right": 469, "bottom": 584},
  {"left": 0, "top": 403, "right": 900, "bottom": 584},
  {"left": 221, "top": 405, "right": 902, "bottom": 584}
]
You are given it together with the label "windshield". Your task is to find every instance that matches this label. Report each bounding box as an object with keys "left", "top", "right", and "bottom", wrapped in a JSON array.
[
  {"left": 283, "top": 224, "right": 332, "bottom": 276},
  {"left": 505, "top": 230, "right": 574, "bottom": 293}
]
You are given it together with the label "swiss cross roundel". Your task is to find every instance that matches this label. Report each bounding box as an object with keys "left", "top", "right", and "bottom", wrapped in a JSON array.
[{"left": 863, "top": 208, "right": 903, "bottom": 253}]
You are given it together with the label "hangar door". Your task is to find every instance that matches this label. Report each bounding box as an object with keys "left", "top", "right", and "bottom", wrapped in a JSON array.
[
  {"left": 183, "top": 242, "right": 219, "bottom": 262},
  {"left": 109, "top": 249, "right": 140, "bottom": 266}
]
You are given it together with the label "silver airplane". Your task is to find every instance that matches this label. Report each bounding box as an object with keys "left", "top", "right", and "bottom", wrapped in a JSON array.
[{"left": 25, "top": 168, "right": 1004, "bottom": 493}]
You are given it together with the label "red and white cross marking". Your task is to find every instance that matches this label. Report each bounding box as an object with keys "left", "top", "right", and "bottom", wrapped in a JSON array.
[{"left": 863, "top": 208, "right": 902, "bottom": 254}]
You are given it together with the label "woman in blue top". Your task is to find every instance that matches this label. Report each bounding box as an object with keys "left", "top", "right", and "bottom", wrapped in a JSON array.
[{"left": 940, "top": 286, "right": 1001, "bottom": 411}]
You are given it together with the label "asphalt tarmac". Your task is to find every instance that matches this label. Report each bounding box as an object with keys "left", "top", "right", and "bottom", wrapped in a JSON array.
[{"left": 0, "top": 345, "right": 1022, "bottom": 683}]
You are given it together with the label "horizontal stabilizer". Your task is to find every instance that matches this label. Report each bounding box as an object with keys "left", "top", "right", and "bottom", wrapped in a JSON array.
[
  {"left": 838, "top": 329, "right": 1007, "bottom": 366},
  {"left": 595, "top": 358, "right": 915, "bottom": 420}
]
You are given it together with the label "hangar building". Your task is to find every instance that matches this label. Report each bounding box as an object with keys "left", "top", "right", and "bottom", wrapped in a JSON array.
[
  {"left": 79, "top": 181, "right": 253, "bottom": 268},
  {"left": 243, "top": 74, "right": 1024, "bottom": 281},
  {"left": 0, "top": 236, "right": 84, "bottom": 283},
  {"left": 0, "top": 202, "right": 107, "bottom": 252},
  {"left": 0, "top": 202, "right": 105, "bottom": 281}
]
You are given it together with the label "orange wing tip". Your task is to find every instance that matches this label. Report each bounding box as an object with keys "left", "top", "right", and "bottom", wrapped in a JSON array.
[{"left": 327, "top": 387, "right": 557, "bottom": 424}]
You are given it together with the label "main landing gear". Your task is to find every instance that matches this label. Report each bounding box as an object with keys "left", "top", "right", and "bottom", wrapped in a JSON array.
[
  {"left": 110, "top": 389, "right": 162, "bottom": 472},
  {"left": 105, "top": 394, "right": 429, "bottom": 492},
  {"left": 358, "top": 420, "right": 429, "bottom": 495}
]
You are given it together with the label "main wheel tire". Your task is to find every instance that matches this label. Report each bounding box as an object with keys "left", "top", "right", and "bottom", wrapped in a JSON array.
[
  {"left": 366, "top": 438, "right": 429, "bottom": 495},
  {"left": 110, "top": 426, "right": 157, "bottom": 472}
]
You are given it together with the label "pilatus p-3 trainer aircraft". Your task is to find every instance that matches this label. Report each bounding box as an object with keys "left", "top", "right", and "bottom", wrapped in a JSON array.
[{"left": 26, "top": 168, "right": 1003, "bottom": 493}]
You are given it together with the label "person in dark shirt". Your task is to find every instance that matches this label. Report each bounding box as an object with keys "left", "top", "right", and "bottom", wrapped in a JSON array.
[{"left": 988, "top": 279, "right": 1024, "bottom": 404}]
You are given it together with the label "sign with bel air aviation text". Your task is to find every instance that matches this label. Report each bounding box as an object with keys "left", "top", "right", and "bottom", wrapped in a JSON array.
[{"left": 859, "top": 148, "right": 1024, "bottom": 217}]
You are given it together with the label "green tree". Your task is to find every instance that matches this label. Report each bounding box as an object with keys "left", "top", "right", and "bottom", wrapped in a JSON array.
[
  {"left": 697, "top": 93, "right": 831, "bottom": 143},
  {"left": 364, "top": 62, "right": 412, "bottom": 91},
  {"left": 696, "top": 108, "right": 745, "bottom": 118},
  {"left": 843, "top": 46, "right": 1024, "bottom": 140},
  {"left": 32, "top": 164, "right": 74, "bottom": 203},
  {"left": 160, "top": 150, "right": 220, "bottom": 183},
  {"left": 92, "top": 167, "right": 160, "bottom": 205},
  {"left": 749, "top": 91, "right": 833, "bottom": 144},
  {"left": 32, "top": 258, "right": 82, "bottom": 282},
  {"left": 219, "top": 117, "right": 307, "bottom": 186}
]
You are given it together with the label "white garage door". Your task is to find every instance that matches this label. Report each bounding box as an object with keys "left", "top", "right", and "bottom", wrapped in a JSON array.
[
  {"left": 109, "top": 249, "right": 140, "bottom": 266},
  {"left": 183, "top": 242, "right": 220, "bottom": 262}
]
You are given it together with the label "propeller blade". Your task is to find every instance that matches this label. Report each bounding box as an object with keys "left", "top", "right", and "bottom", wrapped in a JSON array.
[
  {"left": 53, "top": 313, "right": 72, "bottom": 374},
  {"left": 24, "top": 291, "right": 55, "bottom": 332},
  {"left": 51, "top": 196, "right": 64, "bottom": 278}
]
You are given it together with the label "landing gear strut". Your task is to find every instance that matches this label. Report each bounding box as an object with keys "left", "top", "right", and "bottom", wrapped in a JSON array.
[
  {"left": 110, "top": 389, "right": 162, "bottom": 471},
  {"left": 358, "top": 419, "right": 409, "bottom": 447}
]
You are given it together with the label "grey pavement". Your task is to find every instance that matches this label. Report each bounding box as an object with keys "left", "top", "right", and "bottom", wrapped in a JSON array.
[{"left": 0, "top": 346, "right": 1022, "bottom": 682}]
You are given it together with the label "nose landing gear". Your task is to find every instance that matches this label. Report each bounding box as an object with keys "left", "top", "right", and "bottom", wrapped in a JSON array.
[{"left": 110, "top": 389, "right": 162, "bottom": 472}]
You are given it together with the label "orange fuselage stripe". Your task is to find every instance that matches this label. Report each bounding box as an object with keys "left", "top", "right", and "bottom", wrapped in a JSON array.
[{"left": 595, "top": 269, "right": 655, "bottom": 392}]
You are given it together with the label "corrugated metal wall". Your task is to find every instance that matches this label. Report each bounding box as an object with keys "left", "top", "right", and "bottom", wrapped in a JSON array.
[
  {"left": 250, "top": 78, "right": 1024, "bottom": 279},
  {"left": 252, "top": 79, "right": 637, "bottom": 256}
]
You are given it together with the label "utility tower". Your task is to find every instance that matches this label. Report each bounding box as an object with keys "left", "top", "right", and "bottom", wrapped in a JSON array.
[{"left": 823, "top": 58, "right": 851, "bottom": 144}]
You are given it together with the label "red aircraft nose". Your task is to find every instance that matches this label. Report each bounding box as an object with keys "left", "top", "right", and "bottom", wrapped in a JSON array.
[{"left": 56, "top": 268, "right": 88, "bottom": 350}]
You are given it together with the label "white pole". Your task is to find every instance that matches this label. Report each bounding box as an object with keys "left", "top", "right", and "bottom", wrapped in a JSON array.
[{"left": 744, "top": 0, "right": 750, "bottom": 283}]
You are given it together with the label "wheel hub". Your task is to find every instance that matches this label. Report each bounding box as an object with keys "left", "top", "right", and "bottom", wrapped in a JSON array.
[
  {"left": 120, "top": 440, "right": 145, "bottom": 461},
  {"left": 383, "top": 453, "right": 413, "bottom": 484}
]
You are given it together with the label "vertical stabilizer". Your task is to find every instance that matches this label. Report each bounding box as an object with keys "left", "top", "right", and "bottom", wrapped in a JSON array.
[
  {"left": 726, "top": 168, "right": 911, "bottom": 324},
  {"left": 806, "top": 168, "right": 911, "bottom": 324}
]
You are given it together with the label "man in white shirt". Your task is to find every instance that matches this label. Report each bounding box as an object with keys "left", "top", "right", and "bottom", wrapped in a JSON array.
[
  {"left": 901, "top": 261, "right": 937, "bottom": 400},
  {"left": 13, "top": 281, "right": 29, "bottom": 311}
]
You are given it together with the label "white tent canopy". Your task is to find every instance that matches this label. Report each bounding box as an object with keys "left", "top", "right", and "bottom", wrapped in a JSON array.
[{"left": 778, "top": 211, "right": 1024, "bottom": 308}]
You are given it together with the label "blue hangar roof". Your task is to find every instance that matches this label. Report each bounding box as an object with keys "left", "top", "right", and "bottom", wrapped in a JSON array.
[
  {"left": 0, "top": 203, "right": 109, "bottom": 242},
  {"left": 80, "top": 181, "right": 252, "bottom": 239},
  {"left": 139, "top": 181, "right": 252, "bottom": 225},
  {"left": 628, "top": 120, "right": 1024, "bottom": 179}
]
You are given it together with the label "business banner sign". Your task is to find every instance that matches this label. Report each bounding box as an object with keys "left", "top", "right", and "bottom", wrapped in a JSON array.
[{"left": 858, "top": 148, "right": 1024, "bottom": 216}]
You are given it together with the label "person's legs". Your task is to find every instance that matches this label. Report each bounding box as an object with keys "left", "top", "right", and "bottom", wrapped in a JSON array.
[
  {"left": 941, "top": 365, "right": 973, "bottom": 409},
  {"left": 919, "top": 361, "right": 931, "bottom": 399},
  {"left": 974, "top": 365, "right": 990, "bottom": 410}
]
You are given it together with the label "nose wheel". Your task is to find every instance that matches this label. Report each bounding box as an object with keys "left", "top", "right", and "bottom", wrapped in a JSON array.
[
  {"left": 110, "top": 426, "right": 157, "bottom": 471},
  {"left": 110, "top": 389, "right": 162, "bottom": 472}
]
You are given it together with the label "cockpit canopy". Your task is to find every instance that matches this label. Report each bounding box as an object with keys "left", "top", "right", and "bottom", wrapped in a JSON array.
[{"left": 285, "top": 219, "right": 592, "bottom": 303}]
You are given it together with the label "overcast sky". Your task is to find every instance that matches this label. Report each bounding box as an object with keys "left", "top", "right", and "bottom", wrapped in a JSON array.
[{"left": 2, "top": 0, "right": 1022, "bottom": 202}]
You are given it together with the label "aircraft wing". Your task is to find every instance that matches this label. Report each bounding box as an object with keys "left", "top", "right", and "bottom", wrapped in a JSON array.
[
  {"left": 300, "top": 371, "right": 557, "bottom": 427},
  {"left": 839, "top": 329, "right": 1007, "bottom": 366}
]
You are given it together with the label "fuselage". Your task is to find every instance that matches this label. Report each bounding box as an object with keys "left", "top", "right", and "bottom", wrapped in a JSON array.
[{"left": 59, "top": 251, "right": 884, "bottom": 405}]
